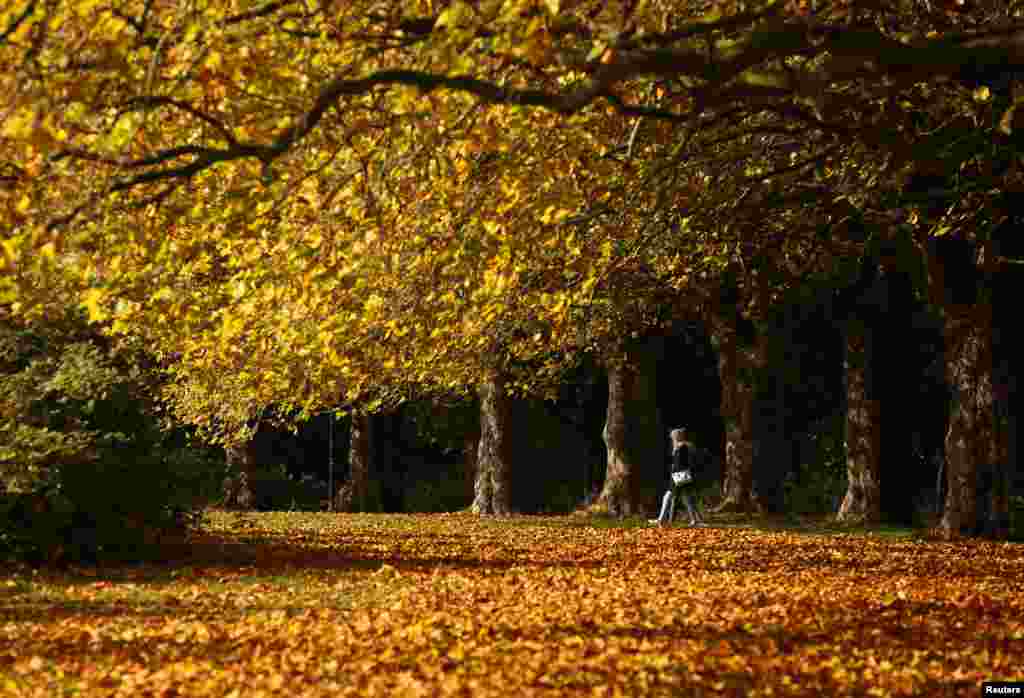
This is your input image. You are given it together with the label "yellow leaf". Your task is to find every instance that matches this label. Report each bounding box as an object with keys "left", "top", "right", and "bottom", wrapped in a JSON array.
[
  {"left": 81, "top": 288, "right": 107, "bottom": 321},
  {"left": 1, "top": 106, "right": 37, "bottom": 140},
  {"left": 435, "top": 2, "right": 469, "bottom": 28}
]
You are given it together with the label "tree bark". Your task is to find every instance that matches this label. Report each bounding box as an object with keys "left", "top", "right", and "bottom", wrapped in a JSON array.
[
  {"left": 927, "top": 238, "right": 1001, "bottom": 539},
  {"left": 597, "top": 341, "right": 662, "bottom": 517},
  {"left": 713, "top": 320, "right": 759, "bottom": 513},
  {"left": 938, "top": 308, "right": 995, "bottom": 537},
  {"left": 599, "top": 361, "right": 632, "bottom": 516},
  {"left": 837, "top": 326, "right": 882, "bottom": 523},
  {"left": 471, "top": 371, "right": 515, "bottom": 515},
  {"left": 347, "top": 414, "right": 383, "bottom": 513}
]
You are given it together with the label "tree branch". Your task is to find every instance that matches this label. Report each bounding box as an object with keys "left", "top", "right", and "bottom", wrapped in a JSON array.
[
  {"left": 51, "top": 144, "right": 213, "bottom": 169},
  {"left": 105, "top": 144, "right": 272, "bottom": 192},
  {"left": 121, "top": 96, "right": 238, "bottom": 146},
  {"left": 40, "top": 12, "right": 1024, "bottom": 228},
  {"left": 746, "top": 143, "right": 841, "bottom": 183},
  {"left": 222, "top": 0, "right": 301, "bottom": 27}
]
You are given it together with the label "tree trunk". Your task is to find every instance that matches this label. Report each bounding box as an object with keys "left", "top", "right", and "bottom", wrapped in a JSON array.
[
  {"left": 599, "top": 361, "right": 632, "bottom": 516},
  {"left": 837, "top": 325, "right": 881, "bottom": 523},
  {"left": 927, "top": 236, "right": 1001, "bottom": 539},
  {"left": 347, "top": 414, "right": 383, "bottom": 513},
  {"left": 471, "top": 371, "right": 514, "bottom": 515},
  {"left": 713, "top": 320, "right": 759, "bottom": 513},
  {"left": 224, "top": 439, "right": 256, "bottom": 510},
  {"left": 938, "top": 308, "right": 995, "bottom": 537},
  {"left": 597, "top": 342, "right": 662, "bottom": 517}
]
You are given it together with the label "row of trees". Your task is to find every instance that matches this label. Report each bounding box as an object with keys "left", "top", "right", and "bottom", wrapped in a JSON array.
[{"left": 2, "top": 0, "right": 1022, "bottom": 538}]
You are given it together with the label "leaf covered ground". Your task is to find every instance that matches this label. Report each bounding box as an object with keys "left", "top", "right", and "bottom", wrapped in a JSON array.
[{"left": 2, "top": 512, "right": 1023, "bottom": 697}]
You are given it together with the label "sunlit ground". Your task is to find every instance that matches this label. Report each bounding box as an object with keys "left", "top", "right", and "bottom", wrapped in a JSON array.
[{"left": 2, "top": 511, "right": 1022, "bottom": 697}]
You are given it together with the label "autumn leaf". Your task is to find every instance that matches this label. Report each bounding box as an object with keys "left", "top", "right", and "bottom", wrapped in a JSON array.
[{"left": 2, "top": 512, "right": 1023, "bottom": 697}]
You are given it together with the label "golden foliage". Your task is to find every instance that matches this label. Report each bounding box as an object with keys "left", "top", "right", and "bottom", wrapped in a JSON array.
[
  {"left": 2, "top": 0, "right": 1019, "bottom": 434},
  {"left": 2, "top": 512, "right": 1022, "bottom": 696}
]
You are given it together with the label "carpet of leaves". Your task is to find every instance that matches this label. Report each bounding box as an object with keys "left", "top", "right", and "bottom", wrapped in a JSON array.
[{"left": 2, "top": 512, "right": 1023, "bottom": 697}]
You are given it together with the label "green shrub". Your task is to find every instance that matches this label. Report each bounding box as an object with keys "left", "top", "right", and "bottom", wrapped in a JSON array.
[
  {"left": 1, "top": 312, "right": 223, "bottom": 564},
  {"left": 1, "top": 443, "right": 219, "bottom": 563}
]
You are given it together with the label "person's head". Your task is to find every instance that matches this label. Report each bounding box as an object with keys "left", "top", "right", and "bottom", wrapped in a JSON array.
[{"left": 669, "top": 428, "right": 687, "bottom": 448}]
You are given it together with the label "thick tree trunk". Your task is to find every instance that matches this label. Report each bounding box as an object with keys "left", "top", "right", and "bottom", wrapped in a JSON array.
[
  {"left": 471, "top": 372, "right": 514, "bottom": 515},
  {"left": 713, "top": 321, "right": 759, "bottom": 513},
  {"left": 224, "top": 439, "right": 256, "bottom": 510},
  {"left": 599, "top": 361, "right": 632, "bottom": 516},
  {"left": 926, "top": 235, "right": 1003, "bottom": 539},
  {"left": 347, "top": 414, "right": 383, "bottom": 513},
  {"left": 938, "top": 309, "right": 995, "bottom": 537},
  {"left": 597, "top": 342, "right": 662, "bottom": 517},
  {"left": 837, "top": 326, "right": 881, "bottom": 523}
]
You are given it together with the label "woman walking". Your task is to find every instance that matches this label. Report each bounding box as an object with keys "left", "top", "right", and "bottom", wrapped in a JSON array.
[{"left": 652, "top": 427, "right": 705, "bottom": 527}]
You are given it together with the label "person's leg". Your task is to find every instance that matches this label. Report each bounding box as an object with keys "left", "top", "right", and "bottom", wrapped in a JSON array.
[
  {"left": 655, "top": 489, "right": 674, "bottom": 525},
  {"left": 680, "top": 491, "right": 698, "bottom": 524}
]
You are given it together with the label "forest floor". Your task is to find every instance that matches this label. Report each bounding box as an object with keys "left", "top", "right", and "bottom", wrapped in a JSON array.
[{"left": 2, "top": 511, "right": 1022, "bottom": 697}]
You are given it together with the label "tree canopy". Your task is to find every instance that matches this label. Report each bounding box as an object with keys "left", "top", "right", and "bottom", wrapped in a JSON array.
[{"left": 3, "top": 0, "right": 1022, "bottom": 437}]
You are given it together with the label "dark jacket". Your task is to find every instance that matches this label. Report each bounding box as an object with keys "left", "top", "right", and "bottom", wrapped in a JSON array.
[{"left": 670, "top": 442, "right": 697, "bottom": 487}]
